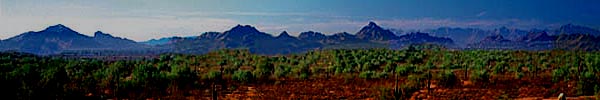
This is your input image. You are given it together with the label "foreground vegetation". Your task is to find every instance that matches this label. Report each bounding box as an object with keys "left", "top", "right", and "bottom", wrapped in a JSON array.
[{"left": 1, "top": 47, "right": 600, "bottom": 99}]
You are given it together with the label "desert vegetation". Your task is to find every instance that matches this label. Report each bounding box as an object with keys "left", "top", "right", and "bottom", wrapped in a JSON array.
[{"left": 1, "top": 47, "right": 599, "bottom": 99}]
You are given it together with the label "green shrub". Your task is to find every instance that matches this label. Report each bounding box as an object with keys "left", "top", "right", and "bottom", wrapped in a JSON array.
[
  {"left": 471, "top": 70, "right": 489, "bottom": 83},
  {"left": 437, "top": 70, "right": 458, "bottom": 87},
  {"left": 273, "top": 65, "right": 291, "bottom": 78},
  {"left": 232, "top": 70, "right": 253, "bottom": 83},
  {"left": 492, "top": 61, "right": 507, "bottom": 74},
  {"left": 551, "top": 68, "right": 567, "bottom": 82},
  {"left": 395, "top": 64, "right": 414, "bottom": 75},
  {"left": 376, "top": 72, "right": 389, "bottom": 79},
  {"left": 292, "top": 65, "right": 310, "bottom": 79},
  {"left": 514, "top": 72, "right": 524, "bottom": 79},
  {"left": 383, "top": 63, "right": 393, "bottom": 72},
  {"left": 203, "top": 70, "right": 221, "bottom": 80},
  {"left": 359, "top": 71, "right": 376, "bottom": 79},
  {"left": 253, "top": 60, "right": 273, "bottom": 79},
  {"left": 299, "top": 73, "right": 309, "bottom": 80},
  {"left": 223, "top": 66, "right": 238, "bottom": 74},
  {"left": 406, "top": 74, "right": 425, "bottom": 88},
  {"left": 252, "top": 68, "right": 270, "bottom": 79}
]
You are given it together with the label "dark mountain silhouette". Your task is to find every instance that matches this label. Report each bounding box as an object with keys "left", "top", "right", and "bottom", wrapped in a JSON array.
[
  {"left": 324, "top": 32, "right": 363, "bottom": 44},
  {"left": 93, "top": 31, "right": 146, "bottom": 49},
  {"left": 162, "top": 25, "right": 322, "bottom": 54},
  {"left": 356, "top": 22, "right": 398, "bottom": 41},
  {"left": 218, "top": 25, "right": 277, "bottom": 49},
  {"left": 0, "top": 24, "right": 105, "bottom": 54},
  {"left": 159, "top": 22, "right": 453, "bottom": 54},
  {"left": 298, "top": 31, "right": 327, "bottom": 41},
  {"left": 0, "top": 24, "right": 147, "bottom": 55},
  {"left": 276, "top": 31, "right": 298, "bottom": 41}
]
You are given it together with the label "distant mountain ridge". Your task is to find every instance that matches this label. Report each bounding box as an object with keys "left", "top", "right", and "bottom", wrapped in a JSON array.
[
  {"left": 1, "top": 22, "right": 599, "bottom": 55},
  {"left": 138, "top": 22, "right": 455, "bottom": 54}
]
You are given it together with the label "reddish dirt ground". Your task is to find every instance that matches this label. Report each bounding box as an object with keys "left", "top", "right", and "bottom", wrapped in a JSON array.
[{"left": 181, "top": 76, "right": 598, "bottom": 100}]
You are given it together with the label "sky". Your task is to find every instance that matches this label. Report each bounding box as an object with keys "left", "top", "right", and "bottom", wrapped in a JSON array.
[{"left": 1, "top": 0, "right": 599, "bottom": 41}]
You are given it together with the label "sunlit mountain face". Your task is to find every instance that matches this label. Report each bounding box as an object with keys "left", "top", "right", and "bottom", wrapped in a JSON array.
[{"left": 1, "top": 1, "right": 600, "bottom": 99}]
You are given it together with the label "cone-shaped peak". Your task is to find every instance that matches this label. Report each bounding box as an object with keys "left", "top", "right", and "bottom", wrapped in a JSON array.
[
  {"left": 276, "top": 31, "right": 298, "bottom": 40},
  {"left": 279, "top": 31, "right": 291, "bottom": 37},
  {"left": 363, "top": 21, "right": 384, "bottom": 30},
  {"left": 356, "top": 21, "right": 397, "bottom": 41},
  {"left": 44, "top": 24, "right": 75, "bottom": 33},
  {"left": 360, "top": 21, "right": 385, "bottom": 31}
]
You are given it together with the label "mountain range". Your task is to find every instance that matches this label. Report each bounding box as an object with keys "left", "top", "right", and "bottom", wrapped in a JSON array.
[
  {"left": 467, "top": 31, "right": 600, "bottom": 51},
  {"left": 0, "top": 24, "right": 148, "bottom": 55},
  {"left": 0, "top": 22, "right": 599, "bottom": 55}
]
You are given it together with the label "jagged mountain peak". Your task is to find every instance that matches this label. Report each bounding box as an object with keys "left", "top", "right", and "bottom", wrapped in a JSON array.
[
  {"left": 94, "top": 31, "right": 113, "bottom": 38},
  {"left": 356, "top": 22, "right": 398, "bottom": 41},
  {"left": 228, "top": 24, "right": 260, "bottom": 33},
  {"left": 298, "top": 31, "right": 326, "bottom": 39}
]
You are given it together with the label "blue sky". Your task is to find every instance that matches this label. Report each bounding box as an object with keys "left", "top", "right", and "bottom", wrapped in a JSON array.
[{"left": 1, "top": 0, "right": 599, "bottom": 41}]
